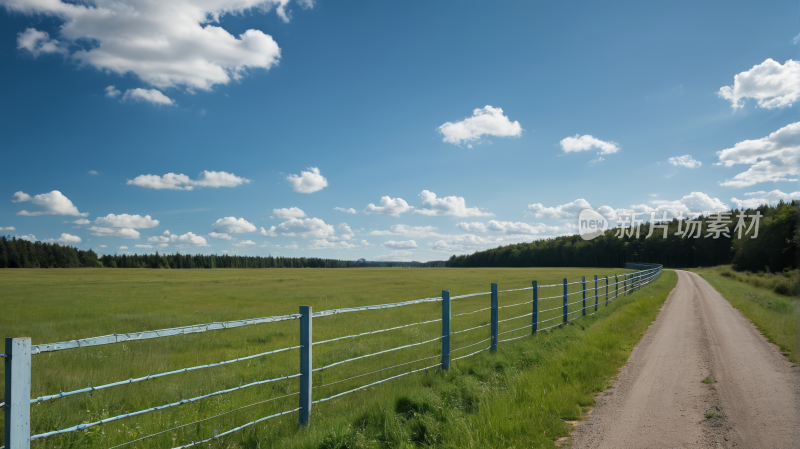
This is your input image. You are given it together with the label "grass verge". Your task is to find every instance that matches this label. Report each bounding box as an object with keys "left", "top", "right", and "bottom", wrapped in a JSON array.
[{"left": 690, "top": 266, "right": 797, "bottom": 364}]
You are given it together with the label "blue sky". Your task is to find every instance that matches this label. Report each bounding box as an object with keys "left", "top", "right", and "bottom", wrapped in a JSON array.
[{"left": 1, "top": 0, "right": 799, "bottom": 261}]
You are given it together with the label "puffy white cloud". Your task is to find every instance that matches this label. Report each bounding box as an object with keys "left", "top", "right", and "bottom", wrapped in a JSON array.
[
  {"left": 414, "top": 190, "right": 493, "bottom": 217},
  {"left": 731, "top": 189, "right": 800, "bottom": 209},
  {"left": 364, "top": 196, "right": 413, "bottom": 216},
  {"left": 528, "top": 198, "right": 592, "bottom": 219},
  {"left": 122, "top": 88, "right": 174, "bottom": 106},
  {"left": 596, "top": 205, "right": 617, "bottom": 220},
  {"left": 286, "top": 167, "right": 327, "bottom": 193},
  {"left": 367, "top": 225, "right": 443, "bottom": 238},
  {"left": 259, "top": 226, "right": 277, "bottom": 237},
  {"left": 88, "top": 170, "right": 99, "bottom": 175},
  {"left": 0, "top": 226, "right": 16, "bottom": 231},
  {"left": 104, "top": 86, "right": 120, "bottom": 98},
  {"left": 717, "top": 121, "right": 800, "bottom": 187},
  {"left": 718, "top": 59, "right": 800, "bottom": 109},
  {"left": 16, "top": 234, "right": 37, "bottom": 242},
  {"left": 334, "top": 207, "right": 357, "bottom": 214},
  {"left": 382, "top": 240, "right": 418, "bottom": 249},
  {"left": 4, "top": 1, "right": 303, "bottom": 91},
  {"left": 212, "top": 217, "right": 257, "bottom": 234},
  {"left": 485, "top": 220, "right": 559, "bottom": 235},
  {"left": 306, "top": 239, "right": 370, "bottom": 250},
  {"left": 43, "top": 233, "right": 82, "bottom": 244},
  {"left": 148, "top": 231, "right": 172, "bottom": 243},
  {"left": 169, "top": 231, "right": 209, "bottom": 247},
  {"left": 336, "top": 223, "right": 354, "bottom": 240},
  {"left": 438, "top": 105, "right": 522, "bottom": 144},
  {"left": 273, "top": 207, "right": 306, "bottom": 219},
  {"left": 14, "top": 190, "right": 88, "bottom": 217},
  {"left": 72, "top": 219, "right": 91, "bottom": 225},
  {"left": 374, "top": 251, "right": 414, "bottom": 261},
  {"left": 208, "top": 232, "right": 234, "bottom": 240},
  {"left": 560, "top": 135, "right": 619, "bottom": 154},
  {"left": 16, "top": 28, "right": 67, "bottom": 57},
  {"left": 119, "top": 246, "right": 129, "bottom": 250},
  {"left": 99, "top": 245, "right": 107, "bottom": 248},
  {"left": 649, "top": 191, "right": 729, "bottom": 215},
  {"left": 95, "top": 214, "right": 159, "bottom": 228},
  {"left": 274, "top": 217, "right": 335, "bottom": 239},
  {"left": 667, "top": 155, "right": 701, "bottom": 168},
  {"left": 456, "top": 222, "right": 487, "bottom": 233},
  {"left": 127, "top": 170, "right": 250, "bottom": 190},
  {"left": 135, "top": 244, "right": 154, "bottom": 249},
  {"left": 233, "top": 240, "right": 256, "bottom": 247},
  {"left": 89, "top": 226, "right": 141, "bottom": 239}
]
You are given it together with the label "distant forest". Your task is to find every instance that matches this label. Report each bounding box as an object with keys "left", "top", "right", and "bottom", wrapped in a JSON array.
[
  {"left": 448, "top": 202, "right": 799, "bottom": 273},
  {"left": 2, "top": 202, "right": 796, "bottom": 271}
]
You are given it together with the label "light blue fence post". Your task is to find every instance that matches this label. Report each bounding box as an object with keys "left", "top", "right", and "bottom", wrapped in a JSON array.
[
  {"left": 562, "top": 279, "right": 568, "bottom": 325},
  {"left": 594, "top": 275, "right": 598, "bottom": 312},
  {"left": 581, "top": 276, "right": 586, "bottom": 317},
  {"left": 490, "top": 283, "right": 498, "bottom": 351},
  {"left": 299, "top": 306, "right": 312, "bottom": 426},
  {"left": 4, "top": 337, "right": 31, "bottom": 449},
  {"left": 532, "top": 281, "right": 538, "bottom": 334},
  {"left": 614, "top": 275, "right": 618, "bottom": 302},
  {"left": 441, "top": 290, "right": 451, "bottom": 370},
  {"left": 605, "top": 276, "right": 609, "bottom": 305}
]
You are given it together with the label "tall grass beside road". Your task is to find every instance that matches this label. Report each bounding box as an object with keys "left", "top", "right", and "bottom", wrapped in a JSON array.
[{"left": 691, "top": 266, "right": 797, "bottom": 364}]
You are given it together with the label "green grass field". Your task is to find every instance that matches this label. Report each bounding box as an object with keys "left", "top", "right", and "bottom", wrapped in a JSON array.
[
  {"left": 690, "top": 266, "right": 797, "bottom": 364},
  {"left": 0, "top": 267, "right": 672, "bottom": 448}
]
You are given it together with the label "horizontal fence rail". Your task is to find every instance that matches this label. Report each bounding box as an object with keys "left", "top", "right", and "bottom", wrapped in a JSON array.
[{"left": 2, "top": 264, "right": 663, "bottom": 449}]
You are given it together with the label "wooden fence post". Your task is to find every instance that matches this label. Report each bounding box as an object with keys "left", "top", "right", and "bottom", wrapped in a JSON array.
[
  {"left": 299, "top": 307, "right": 312, "bottom": 426},
  {"left": 5, "top": 337, "right": 31, "bottom": 449},
  {"left": 441, "top": 290, "right": 451, "bottom": 370}
]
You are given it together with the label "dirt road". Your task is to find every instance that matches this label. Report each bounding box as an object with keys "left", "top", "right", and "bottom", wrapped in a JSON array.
[{"left": 570, "top": 270, "right": 800, "bottom": 448}]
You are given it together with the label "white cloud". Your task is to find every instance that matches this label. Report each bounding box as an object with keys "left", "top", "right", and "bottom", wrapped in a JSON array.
[
  {"left": 274, "top": 217, "right": 335, "bottom": 239},
  {"left": 0, "top": 226, "right": 16, "bottom": 231},
  {"left": 367, "top": 224, "right": 443, "bottom": 238},
  {"left": 13, "top": 190, "right": 88, "bottom": 217},
  {"left": 212, "top": 217, "right": 257, "bottom": 234},
  {"left": 148, "top": 231, "right": 172, "bottom": 243},
  {"left": 94, "top": 214, "right": 159, "bottom": 228},
  {"left": 99, "top": 245, "right": 107, "bottom": 248},
  {"left": 438, "top": 105, "right": 522, "bottom": 144},
  {"left": 560, "top": 135, "right": 619, "bottom": 154},
  {"left": 273, "top": 207, "right": 306, "bottom": 219},
  {"left": 374, "top": 250, "right": 414, "bottom": 261},
  {"left": 233, "top": 240, "right": 257, "bottom": 247},
  {"left": 47, "top": 233, "right": 82, "bottom": 244},
  {"left": 718, "top": 59, "right": 800, "bottom": 109},
  {"left": 596, "top": 205, "right": 618, "bottom": 220},
  {"left": 414, "top": 190, "right": 493, "bottom": 217},
  {"left": 667, "top": 155, "right": 701, "bottom": 168},
  {"left": 88, "top": 170, "right": 99, "bottom": 175},
  {"left": 649, "top": 191, "right": 729, "bottom": 215},
  {"left": 4, "top": 1, "right": 303, "bottom": 92},
  {"left": 122, "top": 88, "right": 174, "bottom": 106},
  {"left": 717, "top": 121, "right": 800, "bottom": 187},
  {"left": 485, "top": 220, "right": 559, "bottom": 235},
  {"left": 382, "top": 240, "right": 418, "bottom": 249},
  {"left": 16, "top": 234, "right": 36, "bottom": 242},
  {"left": 306, "top": 239, "right": 370, "bottom": 250},
  {"left": 104, "top": 86, "right": 121, "bottom": 98},
  {"left": 336, "top": 223, "right": 354, "bottom": 240},
  {"left": 169, "top": 231, "right": 209, "bottom": 247},
  {"left": 16, "top": 28, "right": 67, "bottom": 57},
  {"left": 72, "top": 219, "right": 91, "bottom": 225},
  {"left": 135, "top": 244, "right": 154, "bottom": 249},
  {"left": 364, "top": 196, "right": 414, "bottom": 216},
  {"left": 286, "top": 167, "right": 327, "bottom": 193},
  {"left": 119, "top": 246, "right": 129, "bottom": 250},
  {"left": 731, "top": 189, "right": 800, "bottom": 209},
  {"left": 259, "top": 226, "right": 277, "bottom": 237},
  {"left": 88, "top": 226, "right": 141, "bottom": 239},
  {"left": 127, "top": 171, "right": 250, "bottom": 190},
  {"left": 334, "top": 207, "right": 357, "bottom": 214},
  {"left": 456, "top": 222, "right": 487, "bottom": 233},
  {"left": 528, "top": 198, "right": 592, "bottom": 219},
  {"left": 208, "top": 232, "right": 234, "bottom": 240},
  {"left": 282, "top": 244, "right": 298, "bottom": 250}
]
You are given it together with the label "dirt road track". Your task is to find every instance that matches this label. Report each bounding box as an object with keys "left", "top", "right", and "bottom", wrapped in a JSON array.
[{"left": 570, "top": 270, "right": 799, "bottom": 448}]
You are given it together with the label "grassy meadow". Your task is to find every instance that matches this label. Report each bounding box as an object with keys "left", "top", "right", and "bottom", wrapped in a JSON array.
[
  {"left": 0, "top": 267, "right": 670, "bottom": 448},
  {"left": 690, "top": 266, "right": 798, "bottom": 364}
]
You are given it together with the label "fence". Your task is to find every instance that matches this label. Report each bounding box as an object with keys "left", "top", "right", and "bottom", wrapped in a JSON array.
[{"left": 2, "top": 264, "right": 662, "bottom": 448}]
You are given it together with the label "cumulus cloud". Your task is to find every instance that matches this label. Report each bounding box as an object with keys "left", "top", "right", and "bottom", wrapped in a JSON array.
[
  {"left": 233, "top": 240, "right": 257, "bottom": 247},
  {"left": 485, "top": 220, "right": 560, "bottom": 235},
  {"left": 99, "top": 245, "right": 107, "bottom": 248},
  {"left": 104, "top": 86, "right": 120, "bottom": 98},
  {"left": 274, "top": 217, "right": 335, "bottom": 239},
  {"left": 88, "top": 170, "right": 99, "bottom": 175},
  {"left": 286, "top": 167, "right": 327, "bottom": 193},
  {"left": 334, "top": 207, "right": 357, "bottom": 214},
  {"left": 16, "top": 28, "right": 67, "bottom": 57},
  {"left": 336, "top": 223, "right": 354, "bottom": 240},
  {"left": 208, "top": 232, "right": 234, "bottom": 240},
  {"left": 731, "top": 189, "right": 800, "bottom": 209},
  {"left": 667, "top": 155, "right": 701, "bottom": 168},
  {"left": 259, "top": 226, "right": 277, "bottom": 237},
  {"left": 94, "top": 214, "right": 159, "bottom": 228},
  {"left": 716, "top": 121, "right": 800, "bottom": 187},
  {"left": 212, "top": 217, "right": 257, "bottom": 234},
  {"left": 456, "top": 222, "right": 487, "bottom": 233},
  {"left": 414, "top": 190, "right": 493, "bottom": 217},
  {"left": 127, "top": 170, "right": 250, "bottom": 190},
  {"left": 5, "top": 0, "right": 305, "bottom": 91},
  {"left": 382, "top": 240, "right": 418, "bottom": 249},
  {"left": 119, "top": 246, "right": 129, "bottom": 250},
  {"left": 527, "top": 198, "right": 592, "bottom": 219},
  {"left": 13, "top": 190, "right": 88, "bottom": 217},
  {"left": 438, "top": 105, "right": 522, "bottom": 144},
  {"left": 374, "top": 251, "right": 415, "bottom": 261},
  {"left": 168, "top": 231, "right": 209, "bottom": 247},
  {"left": 122, "top": 88, "right": 174, "bottom": 106},
  {"left": 72, "top": 219, "right": 91, "bottom": 225},
  {"left": 306, "top": 239, "right": 370, "bottom": 250},
  {"left": 718, "top": 59, "right": 800, "bottom": 109},
  {"left": 560, "top": 135, "right": 619, "bottom": 154},
  {"left": 646, "top": 191, "right": 729, "bottom": 216},
  {"left": 367, "top": 224, "right": 443, "bottom": 238},
  {"left": 1, "top": 226, "right": 16, "bottom": 231},
  {"left": 148, "top": 231, "right": 172, "bottom": 243},
  {"left": 273, "top": 207, "right": 306, "bottom": 219},
  {"left": 45, "top": 233, "right": 82, "bottom": 244},
  {"left": 135, "top": 244, "right": 154, "bottom": 249},
  {"left": 88, "top": 226, "right": 141, "bottom": 239},
  {"left": 364, "top": 196, "right": 414, "bottom": 216}
]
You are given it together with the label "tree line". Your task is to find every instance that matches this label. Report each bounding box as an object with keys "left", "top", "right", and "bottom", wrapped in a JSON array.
[{"left": 447, "top": 202, "right": 799, "bottom": 272}]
